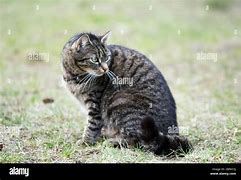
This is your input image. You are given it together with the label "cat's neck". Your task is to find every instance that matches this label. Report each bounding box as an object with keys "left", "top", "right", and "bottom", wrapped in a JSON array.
[{"left": 62, "top": 67, "right": 86, "bottom": 82}]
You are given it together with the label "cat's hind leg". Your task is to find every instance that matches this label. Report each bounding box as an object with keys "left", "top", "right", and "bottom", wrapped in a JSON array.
[{"left": 101, "top": 125, "right": 137, "bottom": 148}]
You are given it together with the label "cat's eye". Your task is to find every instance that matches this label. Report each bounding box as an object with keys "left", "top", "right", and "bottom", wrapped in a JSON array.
[{"left": 89, "top": 57, "right": 99, "bottom": 64}]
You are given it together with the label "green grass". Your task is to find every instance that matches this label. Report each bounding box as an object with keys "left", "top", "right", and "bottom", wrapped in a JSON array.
[{"left": 0, "top": 0, "right": 241, "bottom": 163}]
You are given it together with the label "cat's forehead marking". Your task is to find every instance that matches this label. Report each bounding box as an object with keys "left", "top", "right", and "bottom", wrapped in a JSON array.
[{"left": 90, "top": 40, "right": 107, "bottom": 58}]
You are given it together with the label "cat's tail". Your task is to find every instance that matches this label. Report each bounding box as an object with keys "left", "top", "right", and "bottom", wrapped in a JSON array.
[{"left": 140, "top": 117, "right": 193, "bottom": 156}]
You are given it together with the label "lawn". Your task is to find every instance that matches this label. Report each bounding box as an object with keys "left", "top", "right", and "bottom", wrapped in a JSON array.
[{"left": 0, "top": 0, "right": 241, "bottom": 163}]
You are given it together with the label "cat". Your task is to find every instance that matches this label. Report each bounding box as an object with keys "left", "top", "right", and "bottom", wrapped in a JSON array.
[{"left": 61, "top": 31, "right": 192, "bottom": 156}]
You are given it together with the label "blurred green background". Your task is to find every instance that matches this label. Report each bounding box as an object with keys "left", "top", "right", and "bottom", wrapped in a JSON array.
[{"left": 0, "top": 0, "right": 240, "bottom": 163}]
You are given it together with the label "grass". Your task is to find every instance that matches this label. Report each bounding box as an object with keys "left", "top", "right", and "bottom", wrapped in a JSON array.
[{"left": 0, "top": 0, "right": 241, "bottom": 163}]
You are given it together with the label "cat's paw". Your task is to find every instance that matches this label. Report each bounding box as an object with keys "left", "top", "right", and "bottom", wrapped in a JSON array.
[
  {"left": 105, "top": 138, "right": 129, "bottom": 148},
  {"left": 81, "top": 135, "right": 99, "bottom": 146},
  {"left": 106, "top": 138, "right": 122, "bottom": 148}
]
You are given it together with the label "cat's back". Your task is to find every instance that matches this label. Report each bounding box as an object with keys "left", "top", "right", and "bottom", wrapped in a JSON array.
[
  {"left": 108, "top": 44, "right": 173, "bottom": 93},
  {"left": 102, "top": 45, "right": 177, "bottom": 133}
]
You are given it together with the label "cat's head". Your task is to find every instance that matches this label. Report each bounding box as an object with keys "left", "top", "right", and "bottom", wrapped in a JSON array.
[{"left": 64, "top": 31, "right": 112, "bottom": 76}]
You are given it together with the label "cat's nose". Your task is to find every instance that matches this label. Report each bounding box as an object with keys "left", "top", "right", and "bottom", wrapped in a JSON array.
[{"left": 100, "top": 62, "right": 109, "bottom": 73}]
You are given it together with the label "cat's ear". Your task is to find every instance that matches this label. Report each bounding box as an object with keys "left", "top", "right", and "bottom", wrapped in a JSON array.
[
  {"left": 71, "top": 34, "right": 90, "bottom": 50},
  {"left": 100, "top": 31, "right": 111, "bottom": 44}
]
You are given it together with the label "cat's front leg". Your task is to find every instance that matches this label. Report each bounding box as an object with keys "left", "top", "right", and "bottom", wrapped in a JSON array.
[{"left": 82, "top": 101, "right": 103, "bottom": 145}]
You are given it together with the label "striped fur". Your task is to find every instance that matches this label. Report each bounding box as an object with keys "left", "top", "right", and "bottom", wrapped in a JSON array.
[{"left": 61, "top": 32, "right": 192, "bottom": 156}]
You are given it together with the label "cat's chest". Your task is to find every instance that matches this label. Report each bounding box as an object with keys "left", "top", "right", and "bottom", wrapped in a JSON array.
[
  {"left": 76, "top": 91, "right": 101, "bottom": 116},
  {"left": 79, "top": 100, "right": 88, "bottom": 116},
  {"left": 76, "top": 94, "right": 88, "bottom": 116},
  {"left": 65, "top": 81, "right": 89, "bottom": 116}
]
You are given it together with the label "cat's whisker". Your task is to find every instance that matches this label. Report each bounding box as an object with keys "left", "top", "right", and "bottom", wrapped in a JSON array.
[
  {"left": 82, "top": 76, "right": 92, "bottom": 90},
  {"left": 106, "top": 72, "right": 115, "bottom": 88},
  {"left": 107, "top": 72, "right": 117, "bottom": 87},
  {"left": 106, "top": 72, "right": 112, "bottom": 81},
  {"left": 107, "top": 71, "right": 115, "bottom": 83},
  {"left": 78, "top": 74, "right": 91, "bottom": 91},
  {"left": 109, "top": 71, "right": 119, "bottom": 83},
  {"left": 109, "top": 70, "right": 117, "bottom": 78},
  {"left": 88, "top": 75, "right": 96, "bottom": 89},
  {"left": 89, "top": 75, "right": 96, "bottom": 88},
  {"left": 77, "top": 74, "right": 91, "bottom": 86},
  {"left": 79, "top": 72, "right": 88, "bottom": 76},
  {"left": 76, "top": 72, "right": 89, "bottom": 84},
  {"left": 108, "top": 71, "right": 121, "bottom": 90},
  {"left": 82, "top": 74, "right": 94, "bottom": 91}
]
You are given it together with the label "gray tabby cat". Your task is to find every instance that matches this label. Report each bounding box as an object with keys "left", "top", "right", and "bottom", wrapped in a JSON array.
[{"left": 61, "top": 31, "right": 192, "bottom": 156}]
